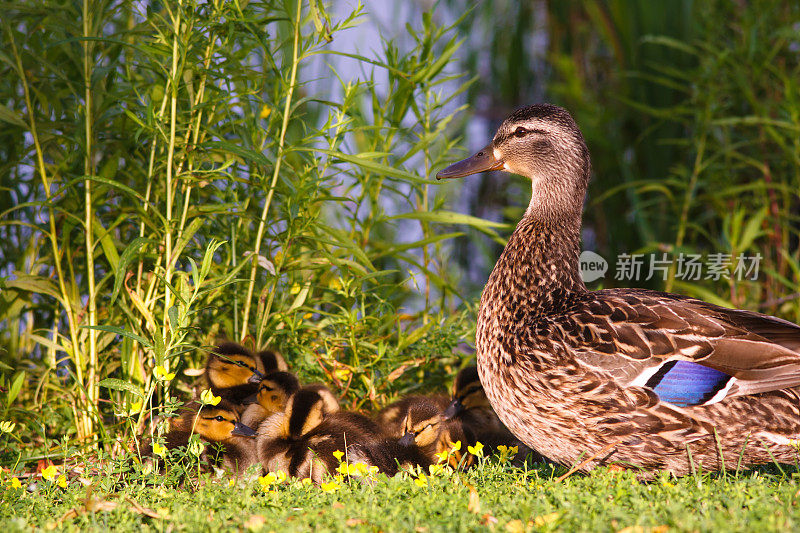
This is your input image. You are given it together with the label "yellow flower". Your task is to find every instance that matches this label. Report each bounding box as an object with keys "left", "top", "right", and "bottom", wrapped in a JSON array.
[
  {"left": 128, "top": 400, "right": 143, "bottom": 416},
  {"left": 57, "top": 475, "right": 67, "bottom": 488},
  {"left": 187, "top": 439, "right": 205, "bottom": 457},
  {"left": 320, "top": 480, "right": 340, "bottom": 493},
  {"left": 154, "top": 365, "right": 175, "bottom": 381},
  {"left": 428, "top": 463, "right": 446, "bottom": 476},
  {"left": 334, "top": 367, "right": 352, "bottom": 382},
  {"left": 41, "top": 464, "right": 57, "bottom": 481},
  {"left": 199, "top": 389, "right": 221, "bottom": 406},
  {"left": 508, "top": 446, "right": 519, "bottom": 456},
  {"left": 258, "top": 472, "right": 280, "bottom": 490},
  {"left": 300, "top": 478, "right": 313, "bottom": 486},
  {"left": 336, "top": 462, "right": 353, "bottom": 476},
  {"left": 497, "top": 445, "right": 508, "bottom": 453},
  {"left": 289, "top": 283, "right": 301, "bottom": 295},
  {"left": 9, "top": 477, "right": 22, "bottom": 489},
  {"left": 259, "top": 105, "right": 271, "bottom": 120},
  {"left": 0, "top": 421, "right": 16, "bottom": 434},
  {"left": 450, "top": 440, "right": 462, "bottom": 452},
  {"left": 328, "top": 277, "right": 343, "bottom": 291},
  {"left": 435, "top": 450, "right": 449, "bottom": 463},
  {"left": 228, "top": 479, "right": 235, "bottom": 487},
  {"left": 414, "top": 474, "right": 427, "bottom": 487},
  {"left": 332, "top": 450, "right": 344, "bottom": 463},
  {"left": 467, "top": 442, "right": 484, "bottom": 457},
  {"left": 152, "top": 442, "right": 167, "bottom": 458}
]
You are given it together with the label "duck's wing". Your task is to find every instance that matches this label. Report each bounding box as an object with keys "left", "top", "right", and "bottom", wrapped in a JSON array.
[{"left": 558, "top": 288, "right": 800, "bottom": 407}]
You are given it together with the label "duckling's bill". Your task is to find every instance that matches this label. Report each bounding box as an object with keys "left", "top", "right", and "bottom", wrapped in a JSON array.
[{"left": 436, "top": 145, "right": 504, "bottom": 179}]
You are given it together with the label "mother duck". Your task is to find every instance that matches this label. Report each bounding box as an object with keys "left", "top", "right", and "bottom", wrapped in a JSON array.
[{"left": 437, "top": 104, "right": 800, "bottom": 475}]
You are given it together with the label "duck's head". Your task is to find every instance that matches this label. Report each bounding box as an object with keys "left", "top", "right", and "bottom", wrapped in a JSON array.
[
  {"left": 437, "top": 104, "right": 590, "bottom": 219},
  {"left": 191, "top": 401, "right": 257, "bottom": 441},
  {"left": 443, "top": 366, "right": 491, "bottom": 420},
  {"left": 282, "top": 386, "right": 340, "bottom": 439},
  {"left": 206, "top": 342, "right": 265, "bottom": 388},
  {"left": 249, "top": 371, "right": 300, "bottom": 415},
  {"left": 257, "top": 348, "right": 288, "bottom": 373},
  {"left": 398, "top": 401, "right": 444, "bottom": 449}
]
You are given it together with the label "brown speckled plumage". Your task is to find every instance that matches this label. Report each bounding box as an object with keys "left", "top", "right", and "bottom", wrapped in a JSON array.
[{"left": 438, "top": 103, "right": 800, "bottom": 475}]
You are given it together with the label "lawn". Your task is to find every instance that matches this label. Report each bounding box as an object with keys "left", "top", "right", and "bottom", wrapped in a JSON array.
[{"left": 4, "top": 456, "right": 799, "bottom": 532}]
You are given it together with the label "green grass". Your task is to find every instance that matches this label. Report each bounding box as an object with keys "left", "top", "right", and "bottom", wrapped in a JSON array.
[{"left": 4, "top": 458, "right": 800, "bottom": 532}]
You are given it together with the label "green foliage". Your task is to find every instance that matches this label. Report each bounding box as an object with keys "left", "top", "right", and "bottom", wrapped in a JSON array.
[
  {"left": 3, "top": 458, "right": 800, "bottom": 531},
  {"left": 0, "top": 0, "right": 473, "bottom": 451}
]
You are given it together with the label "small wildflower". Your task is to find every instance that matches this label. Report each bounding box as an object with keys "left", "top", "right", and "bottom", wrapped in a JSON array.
[
  {"left": 9, "top": 477, "right": 22, "bottom": 490},
  {"left": 0, "top": 421, "right": 16, "bottom": 434},
  {"left": 128, "top": 400, "right": 143, "bottom": 416},
  {"left": 450, "top": 440, "right": 462, "bottom": 452},
  {"left": 259, "top": 105, "right": 271, "bottom": 120},
  {"left": 414, "top": 474, "right": 428, "bottom": 487},
  {"left": 334, "top": 367, "right": 352, "bottom": 382},
  {"left": 289, "top": 283, "right": 301, "bottom": 295},
  {"left": 332, "top": 450, "right": 344, "bottom": 463},
  {"left": 467, "top": 441, "right": 484, "bottom": 457},
  {"left": 56, "top": 475, "right": 67, "bottom": 488},
  {"left": 41, "top": 464, "right": 57, "bottom": 481},
  {"left": 435, "top": 449, "right": 449, "bottom": 463},
  {"left": 228, "top": 479, "right": 235, "bottom": 487},
  {"left": 497, "top": 445, "right": 508, "bottom": 453},
  {"left": 300, "top": 478, "right": 313, "bottom": 486},
  {"left": 187, "top": 439, "right": 205, "bottom": 457},
  {"left": 508, "top": 446, "right": 518, "bottom": 456},
  {"left": 328, "top": 278, "right": 343, "bottom": 291},
  {"left": 320, "top": 479, "right": 340, "bottom": 493},
  {"left": 428, "top": 463, "right": 445, "bottom": 476},
  {"left": 154, "top": 365, "right": 175, "bottom": 381},
  {"left": 152, "top": 442, "right": 167, "bottom": 458},
  {"left": 336, "top": 462, "right": 354, "bottom": 476},
  {"left": 199, "top": 389, "right": 221, "bottom": 406}
]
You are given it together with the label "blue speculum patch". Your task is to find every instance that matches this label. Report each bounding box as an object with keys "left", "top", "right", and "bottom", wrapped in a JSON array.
[{"left": 645, "top": 360, "right": 733, "bottom": 407}]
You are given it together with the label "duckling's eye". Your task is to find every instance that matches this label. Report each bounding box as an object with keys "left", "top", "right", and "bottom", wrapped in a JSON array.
[
  {"left": 262, "top": 385, "right": 274, "bottom": 392},
  {"left": 214, "top": 415, "right": 226, "bottom": 422},
  {"left": 514, "top": 127, "right": 528, "bottom": 138}
]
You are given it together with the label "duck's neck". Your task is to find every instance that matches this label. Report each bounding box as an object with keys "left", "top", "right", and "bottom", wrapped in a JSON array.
[{"left": 485, "top": 208, "right": 586, "bottom": 317}]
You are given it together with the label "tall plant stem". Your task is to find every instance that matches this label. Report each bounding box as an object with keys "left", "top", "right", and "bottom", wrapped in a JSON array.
[
  {"left": 82, "top": 0, "right": 98, "bottom": 442},
  {"left": 5, "top": 24, "right": 85, "bottom": 438},
  {"left": 162, "top": 0, "right": 183, "bottom": 344},
  {"left": 242, "top": 0, "right": 303, "bottom": 341}
]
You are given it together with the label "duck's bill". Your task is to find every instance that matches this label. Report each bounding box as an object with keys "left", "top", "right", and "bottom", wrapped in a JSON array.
[
  {"left": 247, "top": 371, "right": 264, "bottom": 384},
  {"left": 232, "top": 421, "right": 257, "bottom": 437},
  {"left": 442, "top": 398, "right": 463, "bottom": 420},
  {"left": 436, "top": 145, "right": 503, "bottom": 179}
]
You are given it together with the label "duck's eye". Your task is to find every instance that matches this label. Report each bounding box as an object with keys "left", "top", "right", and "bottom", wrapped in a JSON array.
[
  {"left": 514, "top": 126, "right": 528, "bottom": 138},
  {"left": 262, "top": 386, "right": 274, "bottom": 392},
  {"left": 214, "top": 415, "right": 225, "bottom": 422}
]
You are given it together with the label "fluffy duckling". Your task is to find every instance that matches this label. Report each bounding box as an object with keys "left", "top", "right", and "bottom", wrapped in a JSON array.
[
  {"left": 396, "top": 397, "right": 474, "bottom": 469},
  {"left": 205, "top": 342, "right": 265, "bottom": 405},
  {"left": 240, "top": 371, "right": 300, "bottom": 428},
  {"left": 165, "top": 400, "right": 259, "bottom": 474},
  {"left": 256, "top": 348, "right": 288, "bottom": 373},
  {"left": 443, "top": 366, "right": 542, "bottom": 464},
  {"left": 258, "top": 386, "right": 391, "bottom": 482},
  {"left": 376, "top": 394, "right": 449, "bottom": 439}
]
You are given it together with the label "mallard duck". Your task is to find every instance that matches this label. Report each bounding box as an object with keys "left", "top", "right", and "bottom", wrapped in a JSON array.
[
  {"left": 164, "top": 400, "right": 258, "bottom": 474},
  {"left": 257, "top": 386, "right": 391, "bottom": 482},
  {"left": 241, "top": 371, "right": 301, "bottom": 428},
  {"left": 437, "top": 103, "right": 800, "bottom": 475}
]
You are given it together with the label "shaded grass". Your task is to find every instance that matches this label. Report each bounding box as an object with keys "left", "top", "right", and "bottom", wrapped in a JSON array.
[{"left": 4, "top": 459, "right": 800, "bottom": 532}]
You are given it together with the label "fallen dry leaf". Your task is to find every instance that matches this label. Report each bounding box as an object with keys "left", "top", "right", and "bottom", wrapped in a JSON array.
[
  {"left": 467, "top": 484, "right": 481, "bottom": 514},
  {"left": 532, "top": 512, "right": 560, "bottom": 528},
  {"left": 505, "top": 519, "right": 525, "bottom": 533},
  {"left": 243, "top": 514, "right": 266, "bottom": 531}
]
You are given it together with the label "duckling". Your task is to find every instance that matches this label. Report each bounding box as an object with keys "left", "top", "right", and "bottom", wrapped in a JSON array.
[
  {"left": 164, "top": 399, "right": 259, "bottom": 474},
  {"left": 396, "top": 397, "right": 475, "bottom": 469},
  {"left": 240, "top": 371, "right": 300, "bottom": 428},
  {"left": 258, "top": 386, "right": 389, "bottom": 482},
  {"left": 376, "top": 394, "right": 449, "bottom": 439},
  {"left": 443, "top": 366, "right": 544, "bottom": 464},
  {"left": 204, "top": 342, "right": 265, "bottom": 406},
  {"left": 257, "top": 348, "right": 288, "bottom": 373}
]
